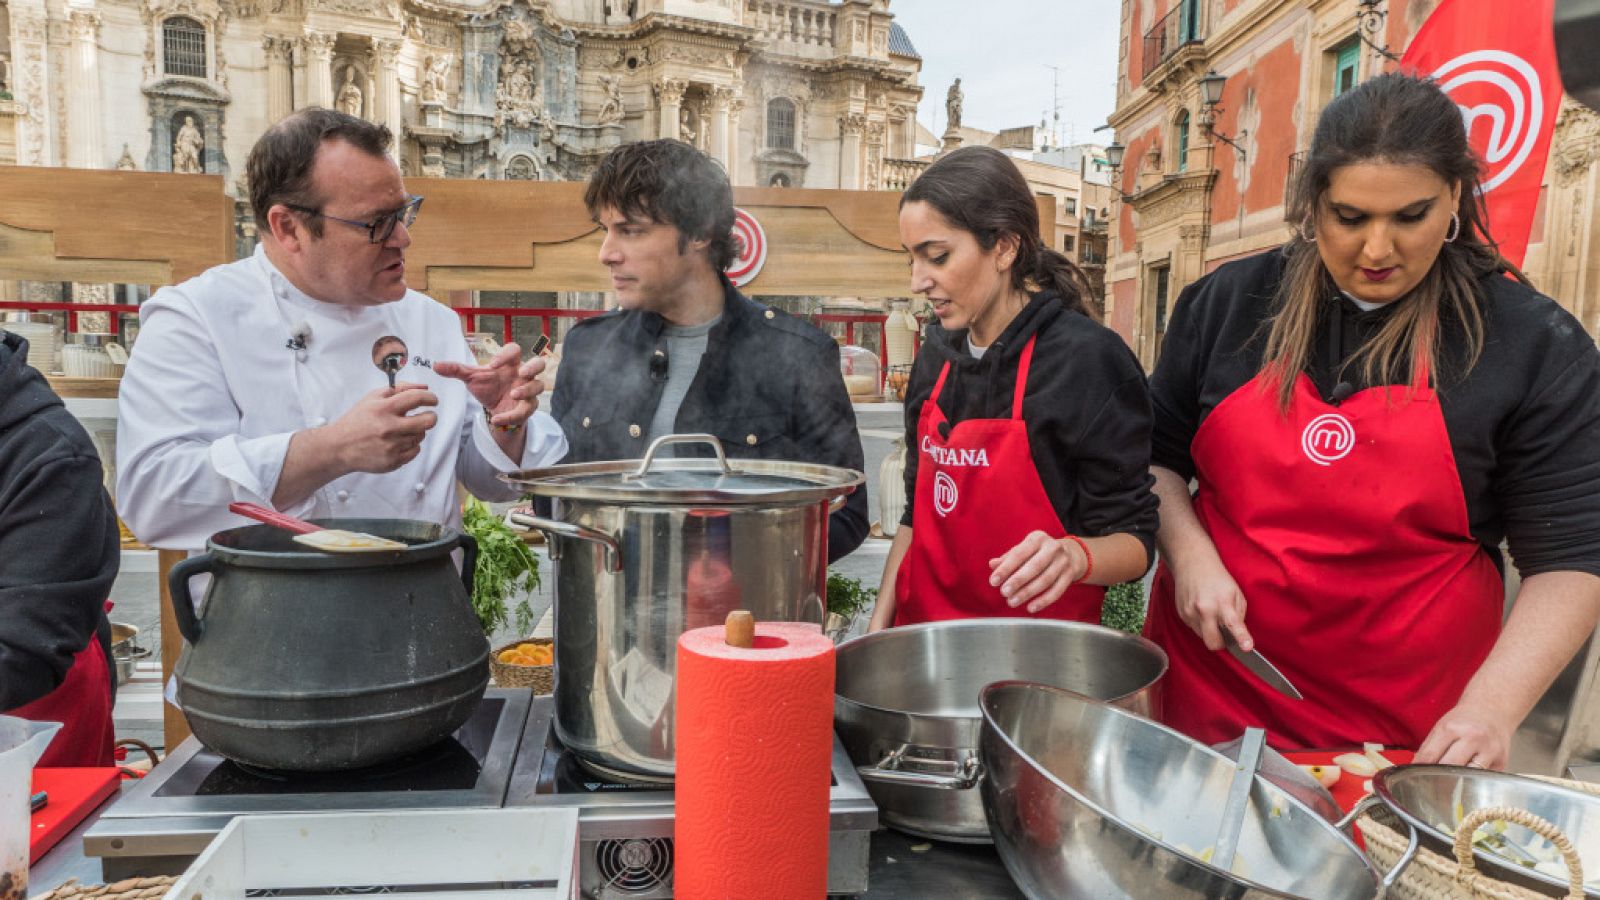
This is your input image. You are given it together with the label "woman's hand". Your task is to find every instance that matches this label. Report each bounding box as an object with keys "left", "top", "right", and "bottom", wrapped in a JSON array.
[
  {"left": 988, "top": 531, "right": 1089, "bottom": 614},
  {"left": 1416, "top": 705, "right": 1512, "bottom": 770},
  {"left": 1172, "top": 558, "right": 1254, "bottom": 652}
]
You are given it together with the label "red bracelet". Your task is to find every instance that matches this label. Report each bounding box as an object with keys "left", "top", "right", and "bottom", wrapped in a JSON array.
[{"left": 1063, "top": 534, "right": 1093, "bottom": 583}]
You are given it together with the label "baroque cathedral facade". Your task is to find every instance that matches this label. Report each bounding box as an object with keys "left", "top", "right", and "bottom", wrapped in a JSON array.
[{"left": 0, "top": 0, "right": 923, "bottom": 194}]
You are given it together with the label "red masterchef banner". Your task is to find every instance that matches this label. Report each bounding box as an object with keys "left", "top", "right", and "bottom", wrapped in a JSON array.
[{"left": 1401, "top": 0, "right": 1565, "bottom": 266}]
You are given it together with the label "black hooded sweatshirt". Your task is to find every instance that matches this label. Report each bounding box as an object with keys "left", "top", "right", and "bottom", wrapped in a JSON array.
[
  {"left": 0, "top": 331, "right": 119, "bottom": 711},
  {"left": 900, "top": 291, "right": 1160, "bottom": 563}
]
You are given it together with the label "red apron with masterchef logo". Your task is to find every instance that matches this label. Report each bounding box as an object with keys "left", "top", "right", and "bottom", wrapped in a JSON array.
[
  {"left": 895, "top": 336, "right": 1104, "bottom": 625},
  {"left": 8, "top": 636, "right": 115, "bottom": 767},
  {"left": 1145, "top": 367, "right": 1503, "bottom": 749}
]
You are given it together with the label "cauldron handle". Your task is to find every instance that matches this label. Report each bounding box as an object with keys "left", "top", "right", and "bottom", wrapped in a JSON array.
[
  {"left": 168, "top": 554, "right": 221, "bottom": 645},
  {"left": 457, "top": 532, "right": 480, "bottom": 598}
]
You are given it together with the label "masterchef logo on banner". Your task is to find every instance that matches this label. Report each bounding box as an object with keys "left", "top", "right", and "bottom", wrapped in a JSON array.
[
  {"left": 724, "top": 208, "right": 767, "bottom": 288},
  {"left": 1401, "top": 0, "right": 1563, "bottom": 266},
  {"left": 1301, "top": 413, "right": 1356, "bottom": 466},
  {"left": 921, "top": 436, "right": 991, "bottom": 468}
]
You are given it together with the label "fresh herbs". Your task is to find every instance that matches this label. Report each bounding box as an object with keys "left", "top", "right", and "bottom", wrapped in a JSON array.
[
  {"left": 826, "top": 570, "right": 877, "bottom": 620},
  {"left": 1101, "top": 580, "right": 1147, "bottom": 634},
  {"left": 460, "top": 498, "right": 541, "bottom": 636}
]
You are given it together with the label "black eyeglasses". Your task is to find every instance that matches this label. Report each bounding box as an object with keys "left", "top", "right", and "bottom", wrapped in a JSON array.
[{"left": 286, "top": 195, "right": 424, "bottom": 243}]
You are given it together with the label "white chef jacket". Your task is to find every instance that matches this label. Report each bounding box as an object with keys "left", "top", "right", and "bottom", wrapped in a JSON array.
[{"left": 116, "top": 244, "right": 567, "bottom": 551}]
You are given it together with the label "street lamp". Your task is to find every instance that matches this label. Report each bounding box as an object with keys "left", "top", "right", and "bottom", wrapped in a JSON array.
[
  {"left": 1102, "top": 140, "right": 1136, "bottom": 202},
  {"left": 1196, "top": 69, "right": 1248, "bottom": 158},
  {"left": 1356, "top": 0, "right": 1402, "bottom": 62}
]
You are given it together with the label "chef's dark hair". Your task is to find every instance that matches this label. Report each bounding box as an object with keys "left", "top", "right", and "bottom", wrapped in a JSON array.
[
  {"left": 1265, "top": 72, "right": 1530, "bottom": 411},
  {"left": 247, "top": 107, "right": 393, "bottom": 238},
  {"left": 901, "top": 145, "right": 1097, "bottom": 319},
  {"left": 584, "top": 139, "right": 737, "bottom": 271}
]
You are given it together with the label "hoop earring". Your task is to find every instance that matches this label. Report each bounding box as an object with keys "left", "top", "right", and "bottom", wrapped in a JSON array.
[
  {"left": 1445, "top": 213, "right": 1461, "bottom": 243},
  {"left": 1300, "top": 215, "right": 1317, "bottom": 244}
]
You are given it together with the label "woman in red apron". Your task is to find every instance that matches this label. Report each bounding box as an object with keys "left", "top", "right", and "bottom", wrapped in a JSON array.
[
  {"left": 866, "top": 147, "right": 1159, "bottom": 630},
  {"left": 0, "top": 329, "right": 119, "bottom": 768},
  {"left": 1144, "top": 74, "right": 1600, "bottom": 769}
]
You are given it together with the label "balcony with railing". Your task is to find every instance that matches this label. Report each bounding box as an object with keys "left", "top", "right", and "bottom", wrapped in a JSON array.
[
  {"left": 881, "top": 157, "right": 929, "bottom": 192},
  {"left": 746, "top": 1, "right": 839, "bottom": 57},
  {"left": 1142, "top": 2, "right": 1205, "bottom": 82},
  {"left": 1285, "top": 150, "right": 1306, "bottom": 206}
]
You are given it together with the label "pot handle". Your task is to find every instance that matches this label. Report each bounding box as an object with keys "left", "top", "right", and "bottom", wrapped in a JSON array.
[
  {"left": 1337, "top": 794, "right": 1421, "bottom": 896},
  {"left": 168, "top": 553, "right": 221, "bottom": 645},
  {"left": 856, "top": 748, "right": 984, "bottom": 791},
  {"left": 629, "top": 433, "right": 733, "bottom": 479},
  {"left": 507, "top": 510, "right": 623, "bottom": 573},
  {"left": 457, "top": 532, "right": 480, "bottom": 598}
]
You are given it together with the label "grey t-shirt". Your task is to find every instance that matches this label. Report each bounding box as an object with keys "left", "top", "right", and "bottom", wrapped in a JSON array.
[{"left": 646, "top": 315, "right": 721, "bottom": 453}]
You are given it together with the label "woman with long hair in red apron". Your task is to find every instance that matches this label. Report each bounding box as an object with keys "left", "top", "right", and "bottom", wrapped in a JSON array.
[
  {"left": 867, "top": 147, "right": 1159, "bottom": 630},
  {"left": 1144, "top": 73, "right": 1600, "bottom": 769}
]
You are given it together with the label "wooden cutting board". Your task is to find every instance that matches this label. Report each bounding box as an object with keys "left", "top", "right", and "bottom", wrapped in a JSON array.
[{"left": 30, "top": 767, "right": 121, "bottom": 862}]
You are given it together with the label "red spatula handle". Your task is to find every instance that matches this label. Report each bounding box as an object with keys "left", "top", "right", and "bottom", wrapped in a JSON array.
[{"left": 229, "top": 502, "right": 323, "bottom": 534}]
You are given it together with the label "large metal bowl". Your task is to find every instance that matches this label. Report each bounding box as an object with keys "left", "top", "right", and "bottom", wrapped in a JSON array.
[
  {"left": 1372, "top": 764, "right": 1600, "bottom": 897},
  {"left": 979, "top": 681, "right": 1384, "bottom": 899},
  {"left": 834, "top": 618, "right": 1165, "bottom": 842}
]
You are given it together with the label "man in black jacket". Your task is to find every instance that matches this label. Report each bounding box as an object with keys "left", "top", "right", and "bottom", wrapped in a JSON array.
[
  {"left": 0, "top": 329, "right": 120, "bottom": 766},
  {"left": 552, "top": 139, "right": 867, "bottom": 562}
]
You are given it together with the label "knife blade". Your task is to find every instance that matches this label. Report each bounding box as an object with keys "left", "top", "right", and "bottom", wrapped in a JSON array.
[{"left": 1223, "top": 632, "right": 1304, "bottom": 700}]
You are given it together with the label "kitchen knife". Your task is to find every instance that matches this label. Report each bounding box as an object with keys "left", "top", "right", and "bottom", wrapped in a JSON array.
[{"left": 1223, "top": 632, "right": 1304, "bottom": 700}]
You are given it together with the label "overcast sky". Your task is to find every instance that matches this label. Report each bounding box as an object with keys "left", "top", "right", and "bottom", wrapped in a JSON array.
[{"left": 889, "top": 1, "right": 1121, "bottom": 146}]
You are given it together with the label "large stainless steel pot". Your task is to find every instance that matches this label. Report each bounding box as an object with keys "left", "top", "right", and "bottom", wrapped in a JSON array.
[
  {"left": 979, "top": 681, "right": 1387, "bottom": 899},
  {"left": 833, "top": 618, "right": 1166, "bottom": 842},
  {"left": 1362, "top": 764, "right": 1600, "bottom": 897},
  {"left": 503, "top": 434, "right": 862, "bottom": 782},
  {"left": 167, "top": 519, "right": 488, "bottom": 772}
]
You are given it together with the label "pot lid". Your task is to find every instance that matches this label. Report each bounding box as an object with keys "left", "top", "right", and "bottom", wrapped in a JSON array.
[{"left": 501, "top": 433, "right": 863, "bottom": 505}]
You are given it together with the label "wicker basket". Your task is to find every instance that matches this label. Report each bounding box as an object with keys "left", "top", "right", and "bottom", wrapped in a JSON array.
[
  {"left": 1357, "top": 775, "right": 1599, "bottom": 900},
  {"left": 490, "top": 638, "right": 554, "bottom": 694}
]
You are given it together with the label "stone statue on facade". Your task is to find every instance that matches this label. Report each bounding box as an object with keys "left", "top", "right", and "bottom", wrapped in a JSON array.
[
  {"left": 173, "top": 116, "right": 204, "bottom": 174},
  {"left": 495, "top": 56, "right": 541, "bottom": 130},
  {"left": 946, "top": 78, "right": 963, "bottom": 130},
  {"left": 116, "top": 144, "right": 138, "bottom": 171},
  {"left": 679, "top": 107, "right": 698, "bottom": 145},
  {"left": 337, "top": 67, "right": 364, "bottom": 117},
  {"left": 596, "top": 73, "right": 624, "bottom": 126},
  {"left": 423, "top": 55, "right": 450, "bottom": 105}
]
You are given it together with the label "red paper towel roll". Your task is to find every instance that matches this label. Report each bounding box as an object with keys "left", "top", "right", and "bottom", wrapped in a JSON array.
[{"left": 675, "top": 621, "right": 835, "bottom": 900}]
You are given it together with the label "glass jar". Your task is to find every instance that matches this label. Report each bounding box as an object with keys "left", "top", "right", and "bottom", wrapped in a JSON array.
[{"left": 839, "top": 344, "right": 881, "bottom": 401}]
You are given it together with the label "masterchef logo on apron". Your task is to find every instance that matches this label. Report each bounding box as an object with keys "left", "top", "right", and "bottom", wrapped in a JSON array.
[
  {"left": 1301, "top": 413, "right": 1355, "bottom": 466},
  {"left": 933, "top": 471, "right": 959, "bottom": 516}
]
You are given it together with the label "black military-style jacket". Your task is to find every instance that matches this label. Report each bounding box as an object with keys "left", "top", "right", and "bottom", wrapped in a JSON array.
[{"left": 550, "top": 281, "right": 869, "bottom": 563}]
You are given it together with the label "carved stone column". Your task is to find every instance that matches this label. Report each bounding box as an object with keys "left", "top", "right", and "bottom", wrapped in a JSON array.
[
  {"left": 67, "top": 10, "right": 104, "bottom": 169},
  {"left": 9, "top": 3, "right": 55, "bottom": 166},
  {"left": 372, "top": 39, "right": 401, "bottom": 158},
  {"left": 728, "top": 93, "right": 747, "bottom": 185},
  {"left": 304, "top": 32, "right": 336, "bottom": 109},
  {"left": 839, "top": 113, "right": 865, "bottom": 189},
  {"left": 654, "top": 77, "right": 686, "bottom": 141},
  {"left": 708, "top": 86, "right": 733, "bottom": 167},
  {"left": 264, "top": 36, "right": 295, "bottom": 123}
]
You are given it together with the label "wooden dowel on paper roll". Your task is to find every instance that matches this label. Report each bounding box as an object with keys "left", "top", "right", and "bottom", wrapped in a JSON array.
[{"left": 675, "top": 613, "right": 835, "bottom": 900}]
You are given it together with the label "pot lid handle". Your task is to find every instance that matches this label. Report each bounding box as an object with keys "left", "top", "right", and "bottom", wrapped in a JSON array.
[{"left": 628, "top": 433, "right": 734, "bottom": 480}]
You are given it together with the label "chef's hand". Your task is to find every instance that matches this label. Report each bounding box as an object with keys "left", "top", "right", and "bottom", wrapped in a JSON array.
[
  {"left": 434, "top": 343, "right": 547, "bottom": 430},
  {"left": 330, "top": 383, "right": 438, "bottom": 472},
  {"left": 1173, "top": 559, "right": 1254, "bottom": 653},
  {"left": 1416, "top": 705, "right": 1512, "bottom": 770},
  {"left": 988, "top": 531, "right": 1089, "bottom": 615}
]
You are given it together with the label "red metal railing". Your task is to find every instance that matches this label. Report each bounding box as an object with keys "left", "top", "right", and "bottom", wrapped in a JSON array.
[
  {"left": 455, "top": 306, "right": 607, "bottom": 345},
  {"left": 0, "top": 301, "right": 142, "bottom": 334}
]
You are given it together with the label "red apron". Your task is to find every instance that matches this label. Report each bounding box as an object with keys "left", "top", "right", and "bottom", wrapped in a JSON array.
[
  {"left": 1145, "top": 368, "right": 1503, "bottom": 749},
  {"left": 895, "top": 336, "right": 1105, "bottom": 625},
  {"left": 7, "top": 637, "right": 115, "bottom": 767}
]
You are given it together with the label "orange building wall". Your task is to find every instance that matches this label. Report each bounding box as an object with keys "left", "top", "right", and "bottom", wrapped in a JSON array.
[
  {"left": 1111, "top": 277, "right": 1138, "bottom": 343},
  {"left": 1209, "top": 37, "right": 1303, "bottom": 226},
  {"left": 1118, "top": 125, "right": 1162, "bottom": 249}
]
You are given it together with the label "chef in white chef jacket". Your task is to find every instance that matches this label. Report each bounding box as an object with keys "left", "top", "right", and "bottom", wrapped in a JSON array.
[{"left": 117, "top": 107, "right": 567, "bottom": 552}]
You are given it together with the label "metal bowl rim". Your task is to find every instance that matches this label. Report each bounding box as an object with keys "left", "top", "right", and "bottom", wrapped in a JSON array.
[
  {"left": 979, "top": 679, "right": 1379, "bottom": 897},
  {"left": 500, "top": 457, "right": 865, "bottom": 505},
  {"left": 1373, "top": 763, "right": 1600, "bottom": 897},
  {"left": 835, "top": 618, "right": 1169, "bottom": 723}
]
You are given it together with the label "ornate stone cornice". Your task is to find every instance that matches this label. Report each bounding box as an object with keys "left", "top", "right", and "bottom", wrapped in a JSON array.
[
  {"left": 1128, "top": 169, "right": 1217, "bottom": 226},
  {"left": 839, "top": 113, "right": 866, "bottom": 137},
  {"left": 652, "top": 77, "right": 687, "bottom": 105},
  {"left": 69, "top": 10, "right": 102, "bottom": 42},
  {"left": 373, "top": 37, "right": 402, "bottom": 67},
  {"left": 302, "top": 31, "right": 336, "bottom": 59},
  {"left": 262, "top": 34, "right": 296, "bottom": 62}
]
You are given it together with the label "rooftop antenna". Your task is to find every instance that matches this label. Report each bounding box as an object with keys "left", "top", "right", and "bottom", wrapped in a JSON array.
[{"left": 1043, "top": 64, "right": 1063, "bottom": 151}]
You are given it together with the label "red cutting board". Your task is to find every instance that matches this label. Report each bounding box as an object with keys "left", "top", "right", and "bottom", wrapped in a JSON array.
[
  {"left": 1283, "top": 749, "right": 1417, "bottom": 813},
  {"left": 29, "top": 767, "right": 121, "bottom": 862}
]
